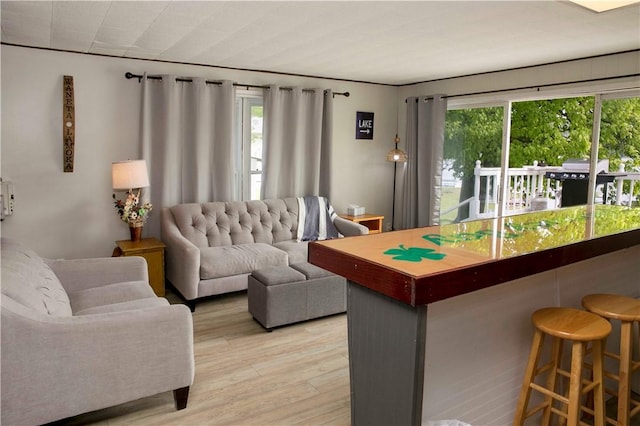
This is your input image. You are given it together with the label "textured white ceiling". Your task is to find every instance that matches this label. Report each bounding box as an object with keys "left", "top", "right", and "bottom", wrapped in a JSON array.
[{"left": 1, "top": 1, "right": 639, "bottom": 85}]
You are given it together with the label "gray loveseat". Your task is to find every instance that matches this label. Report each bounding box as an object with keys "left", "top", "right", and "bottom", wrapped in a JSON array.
[
  {"left": 161, "top": 197, "right": 368, "bottom": 310},
  {"left": 0, "top": 238, "right": 195, "bottom": 425}
]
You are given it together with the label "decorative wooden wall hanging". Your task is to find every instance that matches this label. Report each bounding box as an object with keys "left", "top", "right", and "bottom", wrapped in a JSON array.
[{"left": 63, "top": 75, "right": 75, "bottom": 172}]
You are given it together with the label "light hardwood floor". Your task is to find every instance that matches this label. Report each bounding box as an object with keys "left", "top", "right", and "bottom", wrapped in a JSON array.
[
  {"left": 45, "top": 289, "right": 640, "bottom": 426},
  {"left": 55, "top": 290, "right": 351, "bottom": 426}
]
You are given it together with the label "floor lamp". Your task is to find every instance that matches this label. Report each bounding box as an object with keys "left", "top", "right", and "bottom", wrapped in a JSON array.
[{"left": 386, "top": 135, "right": 408, "bottom": 231}]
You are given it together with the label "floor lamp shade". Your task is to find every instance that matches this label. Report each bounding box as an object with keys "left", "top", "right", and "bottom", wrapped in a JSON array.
[{"left": 112, "top": 160, "right": 150, "bottom": 191}]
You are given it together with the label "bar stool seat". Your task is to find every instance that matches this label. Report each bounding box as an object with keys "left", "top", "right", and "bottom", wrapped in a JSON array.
[
  {"left": 514, "top": 307, "right": 611, "bottom": 426},
  {"left": 582, "top": 294, "right": 640, "bottom": 426}
]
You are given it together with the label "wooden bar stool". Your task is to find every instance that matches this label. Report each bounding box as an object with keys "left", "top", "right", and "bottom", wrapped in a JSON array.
[
  {"left": 582, "top": 294, "right": 640, "bottom": 426},
  {"left": 514, "top": 307, "right": 611, "bottom": 426}
]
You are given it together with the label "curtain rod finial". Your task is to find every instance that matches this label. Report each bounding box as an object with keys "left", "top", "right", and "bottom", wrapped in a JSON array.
[{"left": 125, "top": 72, "right": 142, "bottom": 83}]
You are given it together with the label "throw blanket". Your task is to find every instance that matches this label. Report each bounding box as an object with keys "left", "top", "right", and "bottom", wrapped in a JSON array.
[{"left": 297, "top": 196, "right": 340, "bottom": 241}]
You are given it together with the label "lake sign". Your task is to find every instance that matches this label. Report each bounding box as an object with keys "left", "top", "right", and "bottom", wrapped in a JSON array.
[{"left": 356, "top": 111, "right": 374, "bottom": 140}]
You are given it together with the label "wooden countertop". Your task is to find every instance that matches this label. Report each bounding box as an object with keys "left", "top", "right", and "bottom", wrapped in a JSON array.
[{"left": 309, "top": 205, "right": 640, "bottom": 307}]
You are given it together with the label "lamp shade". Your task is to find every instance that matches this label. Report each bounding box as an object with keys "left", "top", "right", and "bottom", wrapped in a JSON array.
[
  {"left": 386, "top": 148, "right": 408, "bottom": 162},
  {"left": 386, "top": 136, "right": 408, "bottom": 162},
  {"left": 112, "top": 160, "right": 150, "bottom": 190}
]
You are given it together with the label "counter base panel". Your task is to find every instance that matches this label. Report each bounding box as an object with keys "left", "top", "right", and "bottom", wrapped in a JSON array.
[
  {"left": 346, "top": 245, "right": 640, "bottom": 425},
  {"left": 348, "top": 283, "right": 426, "bottom": 426}
]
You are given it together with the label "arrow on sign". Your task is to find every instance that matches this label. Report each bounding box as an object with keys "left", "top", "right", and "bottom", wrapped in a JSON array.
[{"left": 359, "top": 129, "right": 370, "bottom": 134}]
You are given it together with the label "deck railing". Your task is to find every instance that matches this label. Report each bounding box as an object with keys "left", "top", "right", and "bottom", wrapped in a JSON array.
[
  {"left": 614, "top": 163, "right": 640, "bottom": 207},
  {"left": 469, "top": 160, "right": 563, "bottom": 220},
  {"left": 460, "top": 161, "right": 639, "bottom": 221}
]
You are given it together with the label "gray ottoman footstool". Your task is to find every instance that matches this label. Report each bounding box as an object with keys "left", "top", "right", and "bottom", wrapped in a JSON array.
[{"left": 248, "top": 263, "right": 346, "bottom": 330}]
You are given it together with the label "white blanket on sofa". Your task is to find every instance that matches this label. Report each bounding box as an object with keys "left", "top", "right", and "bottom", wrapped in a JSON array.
[{"left": 296, "top": 196, "right": 339, "bottom": 241}]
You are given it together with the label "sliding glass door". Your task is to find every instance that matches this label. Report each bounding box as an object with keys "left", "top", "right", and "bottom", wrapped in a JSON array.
[{"left": 441, "top": 90, "right": 640, "bottom": 222}]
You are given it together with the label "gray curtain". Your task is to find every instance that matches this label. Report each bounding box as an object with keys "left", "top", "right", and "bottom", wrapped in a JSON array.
[
  {"left": 400, "top": 95, "right": 447, "bottom": 229},
  {"left": 261, "top": 86, "right": 333, "bottom": 200},
  {"left": 140, "top": 74, "right": 235, "bottom": 237}
]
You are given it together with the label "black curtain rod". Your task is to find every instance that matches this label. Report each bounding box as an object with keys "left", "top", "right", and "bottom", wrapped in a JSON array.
[
  {"left": 124, "top": 72, "right": 350, "bottom": 98},
  {"left": 406, "top": 73, "right": 640, "bottom": 102}
]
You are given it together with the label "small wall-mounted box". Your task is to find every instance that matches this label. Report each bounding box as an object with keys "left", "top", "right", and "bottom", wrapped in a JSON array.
[{"left": 347, "top": 205, "right": 365, "bottom": 216}]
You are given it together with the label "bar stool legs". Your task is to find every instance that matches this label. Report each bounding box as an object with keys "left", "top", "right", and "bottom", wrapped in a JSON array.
[
  {"left": 582, "top": 293, "right": 640, "bottom": 426},
  {"left": 514, "top": 307, "right": 611, "bottom": 426}
]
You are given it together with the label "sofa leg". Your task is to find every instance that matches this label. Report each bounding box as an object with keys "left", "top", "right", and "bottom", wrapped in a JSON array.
[{"left": 173, "top": 386, "right": 190, "bottom": 410}]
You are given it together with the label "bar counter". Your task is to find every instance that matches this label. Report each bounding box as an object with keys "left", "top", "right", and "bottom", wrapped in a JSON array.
[{"left": 309, "top": 205, "right": 640, "bottom": 425}]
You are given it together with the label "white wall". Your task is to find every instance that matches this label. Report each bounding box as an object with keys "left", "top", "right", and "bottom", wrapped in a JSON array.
[{"left": 1, "top": 45, "right": 398, "bottom": 258}]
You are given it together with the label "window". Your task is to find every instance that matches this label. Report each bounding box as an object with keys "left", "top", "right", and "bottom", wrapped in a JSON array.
[
  {"left": 235, "top": 91, "right": 264, "bottom": 200},
  {"left": 443, "top": 92, "right": 640, "bottom": 221},
  {"left": 442, "top": 105, "right": 504, "bottom": 223}
]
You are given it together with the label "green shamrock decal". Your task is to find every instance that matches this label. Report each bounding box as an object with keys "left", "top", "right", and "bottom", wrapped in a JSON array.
[{"left": 383, "top": 244, "right": 446, "bottom": 262}]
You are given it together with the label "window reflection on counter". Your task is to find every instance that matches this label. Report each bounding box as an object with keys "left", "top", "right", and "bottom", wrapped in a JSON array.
[{"left": 432, "top": 205, "right": 640, "bottom": 258}]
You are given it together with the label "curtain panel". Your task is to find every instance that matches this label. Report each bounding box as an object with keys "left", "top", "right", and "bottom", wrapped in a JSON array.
[
  {"left": 261, "top": 86, "right": 333, "bottom": 200},
  {"left": 140, "top": 74, "right": 235, "bottom": 237},
  {"left": 400, "top": 95, "right": 447, "bottom": 229}
]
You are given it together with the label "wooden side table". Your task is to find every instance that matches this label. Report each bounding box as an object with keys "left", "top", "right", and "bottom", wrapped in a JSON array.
[
  {"left": 339, "top": 213, "right": 384, "bottom": 234},
  {"left": 114, "top": 237, "right": 167, "bottom": 296}
]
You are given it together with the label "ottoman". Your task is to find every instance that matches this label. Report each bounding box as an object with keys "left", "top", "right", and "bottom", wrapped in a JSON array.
[{"left": 248, "top": 263, "right": 346, "bottom": 330}]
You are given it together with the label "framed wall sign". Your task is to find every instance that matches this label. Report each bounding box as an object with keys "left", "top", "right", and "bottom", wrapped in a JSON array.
[
  {"left": 63, "top": 75, "right": 75, "bottom": 172},
  {"left": 356, "top": 111, "right": 374, "bottom": 140}
]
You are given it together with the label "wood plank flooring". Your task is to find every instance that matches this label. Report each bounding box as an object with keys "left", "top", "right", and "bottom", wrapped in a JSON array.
[
  {"left": 43, "top": 288, "right": 640, "bottom": 425},
  {"left": 55, "top": 290, "right": 351, "bottom": 426}
]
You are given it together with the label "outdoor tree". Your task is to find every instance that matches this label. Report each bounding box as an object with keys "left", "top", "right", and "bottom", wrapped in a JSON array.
[
  {"left": 600, "top": 97, "right": 640, "bottom": 172},
  {"left": 509, "top": 97, "right": 594, "bottom": 168}
]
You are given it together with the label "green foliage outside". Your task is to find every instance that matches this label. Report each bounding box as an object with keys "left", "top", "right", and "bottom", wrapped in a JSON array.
[
  {"left": 442, "top": 96, "right": 640, "bottom": 220},
  {"left": 444, "top": 106, "right": 503, "bottom": 172},
  {"left": 510, "top": 97, "right": 594, "bottom": 168}
]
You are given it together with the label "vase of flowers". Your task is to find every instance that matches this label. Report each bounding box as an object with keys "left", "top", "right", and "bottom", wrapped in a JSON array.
[{"left": 113, "top": 190, "right": 153, "bottom": 242}]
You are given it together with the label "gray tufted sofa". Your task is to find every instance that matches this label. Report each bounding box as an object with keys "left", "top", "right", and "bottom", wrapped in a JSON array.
[
  {"left": 0, "top": 238, "right": 195, "bottom": 426},
  {"left": 161, "top": 197, "right": 368, "bottom": 310}
]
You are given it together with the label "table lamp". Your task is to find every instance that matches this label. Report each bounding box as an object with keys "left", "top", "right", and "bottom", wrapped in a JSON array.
[{"left": 112, "top": 160, "right": 152, "bottom": 241}]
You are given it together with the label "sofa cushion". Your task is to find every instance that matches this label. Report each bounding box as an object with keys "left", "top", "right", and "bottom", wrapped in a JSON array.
[
  {"left": 74, "top": 297, "right": 169, "bottom": 316},
  {"left": 265, "top": 198, "right": 299, "bottom": 243},
  {"left": 200, "top": 243, "right": 288, "bottom": 280},
  {"left": 0, "top": 238, "right": 72, "bottom": 316},
  {"left": 291, "top": 262, "right": 335, "bottom": 280},
  {"left": 168, "top": 201, "right": 286, "bottom": 249},
  {"left": 272, "top": 240, "right": 308, "bottom": 265},
  {"left": 68, "top": 281, "right": 157, "bottom": 314},
  {"left": 251, "top": 266, "right": 307, "bottom": 286}
]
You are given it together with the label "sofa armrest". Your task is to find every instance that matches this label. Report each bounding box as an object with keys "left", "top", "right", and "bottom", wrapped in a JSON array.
[
  {"left": 1, "top": 303, "right": 194, "bottom": 425},
  {"left": 161, "top": 208, "right": 201, "bottom": 300},
  {"left": 48, "top": 257, "right": 149, "bottom": 294},
  {"left": 334, "top": 216, "right": 369, "bottom": 237}
]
